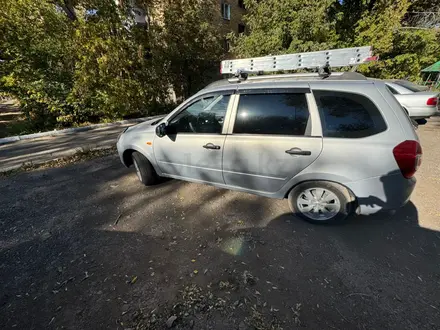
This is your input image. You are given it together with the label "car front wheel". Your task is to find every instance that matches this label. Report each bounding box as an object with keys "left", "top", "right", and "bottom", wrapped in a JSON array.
[{"left": 131, "top": 151, "right": 159, "bottom": 186}]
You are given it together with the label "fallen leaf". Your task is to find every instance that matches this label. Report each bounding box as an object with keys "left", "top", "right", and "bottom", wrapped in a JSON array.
[
  {"left": 166, "top": 315, "right": 177, "bottom": 328},
  {"left": 193, "top": 270, "right": 198, "bottom": 275},
  {"left": 130, "top": 276, "right": 138, "bottom": 284}
]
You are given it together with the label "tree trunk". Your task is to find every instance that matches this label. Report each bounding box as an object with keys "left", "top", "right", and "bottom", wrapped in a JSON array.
[{"left": 60, "top": 0, "right": 77, "bottom": 21}]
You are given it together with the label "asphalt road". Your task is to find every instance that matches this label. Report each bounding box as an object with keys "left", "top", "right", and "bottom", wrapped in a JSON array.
[{"left": 1, "top": 119, "right": 439, "bottom": 329}]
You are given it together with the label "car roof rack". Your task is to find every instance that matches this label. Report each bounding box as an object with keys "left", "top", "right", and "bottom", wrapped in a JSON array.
[{"left": 221, "top": 46, "right": 378, "bottom": 83}]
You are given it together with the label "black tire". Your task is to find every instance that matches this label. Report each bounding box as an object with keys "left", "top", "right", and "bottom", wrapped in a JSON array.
[
  {"left": 287, "top": 181, "right": 354, "bottom": 224},
  {"left": 132, "top": 151, "right": 159, "bottom": 186}
]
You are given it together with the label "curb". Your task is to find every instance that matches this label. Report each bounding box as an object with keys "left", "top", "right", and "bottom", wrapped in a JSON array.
[
  {"left": 0, "top": 145, "right": 116, "bottom": 173},
  {"left": 0, "top": 115, "right": 161, "bottom": 145}
]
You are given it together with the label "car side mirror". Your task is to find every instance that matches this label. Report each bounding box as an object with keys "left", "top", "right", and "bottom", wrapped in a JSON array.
[{"left": 156, "top": 123, "right": 167, "bottom": 138}]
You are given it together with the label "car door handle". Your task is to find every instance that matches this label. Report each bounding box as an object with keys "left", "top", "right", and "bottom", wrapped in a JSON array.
[
  {"left": 285, "top": 148, "right": 311, "bottom": 156},
  {"left": 203, "top": 143, "right": 221, "bottom": 150}
]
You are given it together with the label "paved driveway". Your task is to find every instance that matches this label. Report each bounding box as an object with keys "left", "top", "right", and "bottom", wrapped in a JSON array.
[
  {"left": 0, "top": 120, "right": 439, "bottom": 329},
  {"left": 0, "top": 125, "right": 128, "bottom": 172}
]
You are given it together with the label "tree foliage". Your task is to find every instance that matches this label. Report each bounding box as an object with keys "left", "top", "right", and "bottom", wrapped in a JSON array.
[
  {"left": 1, "top": 0, "right": 439, "bottom": 132},
  {"left": 230, "top": 0, "right": 340, "bottom": 57},
  {"left": 152, "top": 0, "right": 223, "bottom": 100},
  {"left": 0, "top": 0, "right": 75, "bottom": 128},
  {"left": 233, "top": 0, "right": 440, "bottom": 82},
  {"left": 0, "top": 0, "right": 223, "bottom": 129}
]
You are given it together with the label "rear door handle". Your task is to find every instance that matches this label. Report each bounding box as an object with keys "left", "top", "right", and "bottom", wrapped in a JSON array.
[
  {"left": 203, "top": 143, "right": 221, "bottom": 150},
  {"left": 285, "top": 148, "right": 311, "bottom": 156}
]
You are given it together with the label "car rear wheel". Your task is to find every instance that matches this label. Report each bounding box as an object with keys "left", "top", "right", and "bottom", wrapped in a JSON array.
[
  {"left": 288, "top": 181, "right": 353, "bottom": 224},
  {"left": 132, "top": 152, "right": 159, "bottom": 186}
]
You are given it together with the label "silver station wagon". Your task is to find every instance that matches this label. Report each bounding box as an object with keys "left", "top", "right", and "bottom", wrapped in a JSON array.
[{"left": 117, "top": 73, "right": 422, "bottom": 224}]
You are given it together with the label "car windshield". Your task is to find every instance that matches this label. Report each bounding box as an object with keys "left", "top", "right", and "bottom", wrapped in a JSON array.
[{"left": 393, "top": 80, "right": 423, "bottom": 92}]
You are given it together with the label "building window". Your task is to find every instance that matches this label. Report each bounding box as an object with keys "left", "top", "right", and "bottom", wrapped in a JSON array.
[
  {"left": 221, "top": 2, "right": 231, "bottom": 20},
  {"left": 238, "top": 0, "right": 245, "bottom": 9},
  {"left": 224, "top": 38, "right": 231, "bottom": 52},
  {"left": 238, "top": 23, "right": 245, "bottom": 34}
]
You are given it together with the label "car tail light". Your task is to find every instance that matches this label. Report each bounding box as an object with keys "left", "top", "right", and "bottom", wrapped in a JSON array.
[
  {"left": 393, "top": 140, "right": 422, "bottom": 179},
  {"left": 427, "top": 97, "right": 438, "bottom": 106}
]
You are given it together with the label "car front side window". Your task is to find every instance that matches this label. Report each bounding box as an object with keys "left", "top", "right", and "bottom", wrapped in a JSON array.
[{"left": 168, "top": 95, "right": 230, "bottom": 134}]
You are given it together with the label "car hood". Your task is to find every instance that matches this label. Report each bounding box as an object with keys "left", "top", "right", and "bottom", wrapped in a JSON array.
[{"left": 126, "top": 115, "right": 165, "bottom": 134}]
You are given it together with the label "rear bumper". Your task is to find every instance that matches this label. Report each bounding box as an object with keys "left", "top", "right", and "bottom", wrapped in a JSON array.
[
  {"left": 345, "top": 173, "right": 416, "bottom": 215},
  {"left": 409, "top": 106, "right": 438, "bottom": 119}
]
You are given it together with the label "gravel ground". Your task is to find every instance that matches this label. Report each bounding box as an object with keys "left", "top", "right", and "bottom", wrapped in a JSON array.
[{"left": 0, "top": 119, "right": 439, "bottom": 330}]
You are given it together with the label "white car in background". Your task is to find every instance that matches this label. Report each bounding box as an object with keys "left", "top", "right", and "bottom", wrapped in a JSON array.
[{"left": 385, "top": 80, "right": 439, "bottom": 123}]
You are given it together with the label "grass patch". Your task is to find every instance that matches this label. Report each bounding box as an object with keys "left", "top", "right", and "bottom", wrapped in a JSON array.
[{"left": 0, "top": 119, "right": 34, "bottom": 138}]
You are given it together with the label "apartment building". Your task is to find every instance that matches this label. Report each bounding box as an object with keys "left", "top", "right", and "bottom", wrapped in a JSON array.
[
  {"left": 119, "top": 0, "right": 246, "bottom": 52},
  {"left": 122, "top": 0, "right": 246, "bottom": 33},
  {"left": 219, "top": 1, "right": 247, "bottom": 35}
]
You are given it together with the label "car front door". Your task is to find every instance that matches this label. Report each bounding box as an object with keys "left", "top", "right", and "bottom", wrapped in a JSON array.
[
  {"left": 222, "top": 88, "right": 323, "bottom": 194},
  {"left": 153, "top": 92, "right": 233, "bottom": 184}
]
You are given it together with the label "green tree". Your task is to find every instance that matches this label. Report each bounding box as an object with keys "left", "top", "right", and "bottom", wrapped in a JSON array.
[
  {"left": 359, "top": 29, "right": 440, "bottom": 81},
  {"left": 231, "top": 0, "right": 440, "bottom": 82},
  {"left": 355, "top": 0, "right": 410, "bottom": 54},
  {"left": 355, "top": 0, "right": 440, "bottom": 81},
  {"left": 231, "top": 0, "right": 341, "bottom": 57},
  {"left": 0, "top": 0, "right": 75, "bottom": 128},
  {"left": 151, "top": 0, "right": 224, "bottom": 100},
  {"left": 0, "top": 0, "right": 223, "bottom": 130},
  {"left": 64, "top": 1, "right": 169, "bottom": 124}
]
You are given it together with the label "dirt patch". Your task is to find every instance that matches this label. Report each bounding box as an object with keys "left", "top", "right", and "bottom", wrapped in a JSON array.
[{"left": 127, "top": 280, "right": 285, "bottom": 330}]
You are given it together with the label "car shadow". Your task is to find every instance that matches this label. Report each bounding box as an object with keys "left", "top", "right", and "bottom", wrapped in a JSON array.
[{"left": 0, "top": 156, "right": 439, "bottom": 329}]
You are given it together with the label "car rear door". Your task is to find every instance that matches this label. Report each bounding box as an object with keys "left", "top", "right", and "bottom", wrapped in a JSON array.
[{"left": 222, "top": 86, "right": 323, "bottom": 194}]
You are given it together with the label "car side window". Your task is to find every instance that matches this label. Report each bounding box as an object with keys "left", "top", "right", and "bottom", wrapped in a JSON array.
[
  {"left": 233, "top": 93, "right": 310, "bottom": 135},
  {"left": 313, "top": 90, "right": 387, "bottom": 138},
  {"left": 168, "top": 95, "right": 230, "bottom": 134}
]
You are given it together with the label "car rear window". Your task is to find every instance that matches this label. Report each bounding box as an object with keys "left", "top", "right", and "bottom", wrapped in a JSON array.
[
  {"left": 313, "top": 90, "right": 387, "bottom": 138},
  {"left": 233, "top": 93, "right": 310, "bottom": 135},
  {"left": 394, "top": 80, "right": 423, "bottom": 92}
]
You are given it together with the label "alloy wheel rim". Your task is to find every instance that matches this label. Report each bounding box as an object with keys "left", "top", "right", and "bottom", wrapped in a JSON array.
[
  {"left": 133, "top": 159, "right": 142, "bottom": 181},
  {"left": 296, "top": 188, "right": 341, "bottom": 221}
]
